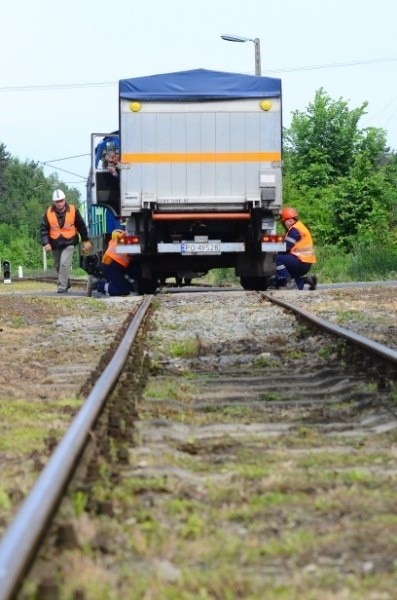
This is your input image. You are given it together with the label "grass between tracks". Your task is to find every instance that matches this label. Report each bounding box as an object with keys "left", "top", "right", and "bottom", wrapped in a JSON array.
[
  {"left": 29, "top": 368, "right": 397, "bottom": 600},
  {"left": 50, "top": 427, "right": 397, "bottom": 600}
]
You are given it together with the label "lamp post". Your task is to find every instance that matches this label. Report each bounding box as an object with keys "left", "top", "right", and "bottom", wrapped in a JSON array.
[{"left": 221, "top": 33, "right": 261, "bottom": 76}]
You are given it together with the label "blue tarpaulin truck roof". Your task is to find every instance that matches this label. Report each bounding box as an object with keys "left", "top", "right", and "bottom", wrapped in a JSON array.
[{"left": 119, "top": 68, "right": 282, "bottom": 101}]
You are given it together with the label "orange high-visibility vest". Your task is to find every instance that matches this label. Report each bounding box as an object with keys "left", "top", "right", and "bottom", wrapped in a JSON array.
[
  {"left": 47, "top": 205, "right": 76, "bottom": 240},
  {"left": 102, "top": 237, "right": 131, "bottom": 268},
  {"left": 287, "top": 220, "right": 316, "bottom": 264}
]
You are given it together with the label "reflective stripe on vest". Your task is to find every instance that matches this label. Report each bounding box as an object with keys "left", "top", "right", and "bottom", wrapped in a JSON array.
[
  {"left": 288, "top": 221, "right": 316, "bottom": 264},
  {"left": 103, "top": 238, "right": 130, "bottom": 268},
  {"left": 47, "top": 205, "right": 76, "bottom": 240}
]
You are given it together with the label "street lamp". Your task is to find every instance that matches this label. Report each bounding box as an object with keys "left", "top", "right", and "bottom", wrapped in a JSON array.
[{"left": 221, "top": 33, "right": 261, "bottom": 76}]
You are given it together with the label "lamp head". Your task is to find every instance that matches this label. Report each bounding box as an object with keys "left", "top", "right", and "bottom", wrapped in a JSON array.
[{"left": 221, "top": 33, "right": 251, "bottom": 43}]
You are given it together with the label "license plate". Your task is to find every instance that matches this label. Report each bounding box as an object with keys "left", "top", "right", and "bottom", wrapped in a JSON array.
[{"left": 181, "top": 241, "right": 221, "bottom": 255}]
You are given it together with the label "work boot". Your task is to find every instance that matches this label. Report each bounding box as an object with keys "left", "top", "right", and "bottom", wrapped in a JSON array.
[
  {"left": 87, "top": 275, "right": 99, "bottom": 297},
  {"left": 304, "top": 275, "right": 318, "bottom": 291},
  {"left": 276, "top": 278, "right": 296, "bottom": 290},
  {"left": 284, "top": 278, "right": 298, "bottom": 290}
]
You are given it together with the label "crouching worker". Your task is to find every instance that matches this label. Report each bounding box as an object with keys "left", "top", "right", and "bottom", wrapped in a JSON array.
[
  {"left": 87, "top": 229, "right": 138, "bottom": 296},
  {"left": 274, "top": 207, "right": 317, "bottom": 290}
]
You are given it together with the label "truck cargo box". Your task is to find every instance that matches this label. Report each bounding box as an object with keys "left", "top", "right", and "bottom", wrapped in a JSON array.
[{"left": 118, "top": 69, "right": 282, "bottom": 216}]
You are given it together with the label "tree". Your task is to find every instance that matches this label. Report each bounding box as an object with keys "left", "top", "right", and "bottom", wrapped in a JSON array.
[
  {"left": 328, "top": 154, "right": 397, "bottom": 249},
  {"left": 283, "top": 88, "right": 371, "bottom": 187},
  {"left": 0, "top": 158, "right": 50, "bottom": 227},
  {"left": 282, "top": 89, "right": 397, "bottom": 250},
  {"left": 0, "top": 143, "right": 10, "bottom": 197}
]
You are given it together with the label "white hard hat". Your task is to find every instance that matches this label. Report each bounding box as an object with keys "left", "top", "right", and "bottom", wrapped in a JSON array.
[{"left": 52, "top": 189, "right": 66, "bottom": 201}]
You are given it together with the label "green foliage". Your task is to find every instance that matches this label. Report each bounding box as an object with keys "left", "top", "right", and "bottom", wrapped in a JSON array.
[
  {"left": 0, "top": 488, "right": 11, "bottom": 510},
  {"left": 284, "top": 88, "right": 370, "bottom": 186},
  {"left": 324, "top": 151, "right": 397, "bottom": 249},
  {"left": 0, "top": 223, "right": 43, "bottom": 270},
  {"left": 207, "top": 268, "right": 238, "bottom": 285},
  {"left": 346, "top": 241, "right": 397, "bottom": 280},
  {"left": 313, "top": 242, "right": 397, "bottom": 282},
  {"left": 72, "top": 490, "right": 88, "bottom": 517},
  {"left": 283, "top": 86, "right": 397, "bottom": 269},
  {"left": 0, "top": 143, "right": 10, "bottom": 197}
]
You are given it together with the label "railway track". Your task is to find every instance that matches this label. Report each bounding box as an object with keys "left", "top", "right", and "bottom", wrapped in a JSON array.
[{"left": 0, "top": 286, "right": 396, "bottom": 599}]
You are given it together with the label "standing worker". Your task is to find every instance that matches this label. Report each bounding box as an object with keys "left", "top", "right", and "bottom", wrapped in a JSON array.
[
  {"left": 87, "top": 229, "right": 138, "bottom": 297},
  {"left": 274, "top": 207, "right": 317, "bottom": 290},
  {"left": 40, "top": 189, "right": 92, "bottom": 293}
]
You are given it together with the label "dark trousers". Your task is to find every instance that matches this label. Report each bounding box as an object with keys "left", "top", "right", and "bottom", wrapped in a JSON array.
[
  {"left": 98, "top": 261, "right": 137, "bottom": 296},
  {"left": 275, "top": 253, "right": 311, "bottom": 290}
]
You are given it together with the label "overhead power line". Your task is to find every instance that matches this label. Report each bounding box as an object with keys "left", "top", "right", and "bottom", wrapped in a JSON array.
[
  {"left": 39, "top": 162, "right": 87, "bottom": 180},
  {"left": 266, "top": 56, "right": 397, "bottom": 74},
  {"left": 39, "top": 153, "right": 91, "bottom": 181},
  {"left": 0, "top": 81, "right": 116, "bottom": 93},
  {"left": 44, "top": 153, "right": 90, "bottom": 163},
  {"left": 1, "top": 57, "right": 397, "bottom": 92}
]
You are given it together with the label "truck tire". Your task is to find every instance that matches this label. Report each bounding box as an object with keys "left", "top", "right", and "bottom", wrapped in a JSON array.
[
  {"left": 135, "top": 277, "right": 159, "bottom": 295},
  {"left": 240, "top": 276, "right": 269, "bottom": 291}
]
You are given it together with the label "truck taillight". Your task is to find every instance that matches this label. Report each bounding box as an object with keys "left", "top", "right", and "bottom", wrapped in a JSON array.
[
  {"left": 121, "top": 235, "right": 140, "bottom": 245},
  {"left": 261, "top": 234, "right": 284, "bottom": 243}
]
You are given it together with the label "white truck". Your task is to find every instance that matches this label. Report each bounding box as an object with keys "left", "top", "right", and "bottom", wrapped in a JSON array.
[{"left": 84, "top": 68, "right": 285, "bottom": 293}]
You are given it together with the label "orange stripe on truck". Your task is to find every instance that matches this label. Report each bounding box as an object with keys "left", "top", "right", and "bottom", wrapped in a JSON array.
[{"left": 122, "top": 151, "right": 281, "bottom": 164}]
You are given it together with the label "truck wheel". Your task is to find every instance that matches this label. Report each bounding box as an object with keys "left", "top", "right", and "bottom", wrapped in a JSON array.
[
  {"left": 135, "top": 277, "right": 159, "bottom": 295},
  {"left": 240, "top": 276, "right": 269, "bottom": 291}
]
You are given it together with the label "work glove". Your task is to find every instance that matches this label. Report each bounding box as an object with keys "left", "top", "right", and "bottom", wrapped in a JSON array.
[{"left": 82, "top": 241, "right": 92, "bottom": 255}]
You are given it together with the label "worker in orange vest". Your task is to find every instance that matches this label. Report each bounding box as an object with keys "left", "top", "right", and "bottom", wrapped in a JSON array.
[
  {"left": 274, "top": 207, "right": 317, "bottom": 290},
  {"left": 87, "top": 229, "right": 138, "bottom": 296},
  {"left": 40, "top": 189, "right": 92, "bottom": 293}
]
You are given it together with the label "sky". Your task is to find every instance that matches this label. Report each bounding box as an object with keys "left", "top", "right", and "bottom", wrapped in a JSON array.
[{"left": 1, "top": 0, "right": 397, "bottom": 199}]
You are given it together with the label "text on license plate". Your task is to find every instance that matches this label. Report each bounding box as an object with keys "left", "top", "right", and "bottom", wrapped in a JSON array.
[{"left": 181, "top": 242, "right": 221, "bottom": 254}]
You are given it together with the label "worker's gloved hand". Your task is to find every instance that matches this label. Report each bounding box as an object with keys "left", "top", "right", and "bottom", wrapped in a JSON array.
[
  {"left": 111, "top": 229, "right": 125, "bottom": 240},
  {"left": 82, "top": 241, "right": 92, "bottom": 255}
]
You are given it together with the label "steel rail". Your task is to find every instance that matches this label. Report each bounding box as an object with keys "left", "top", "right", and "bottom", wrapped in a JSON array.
[
  {"left": 1, "top": 276, "right": 86, "bottom": 286},
  {"left": 264, "top": 293, "right": 397, "bottom": 365},
  {"left": 0, "top": 295, "right": 152, "bottom": 600}
]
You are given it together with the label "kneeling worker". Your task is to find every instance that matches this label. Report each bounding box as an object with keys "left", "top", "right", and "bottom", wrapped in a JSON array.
[
  {"left": 275, "top": 207, "right": 317, "bottom": 290},
  {"left": 87, "top": 229, "right": 138, "bottom": 296}
]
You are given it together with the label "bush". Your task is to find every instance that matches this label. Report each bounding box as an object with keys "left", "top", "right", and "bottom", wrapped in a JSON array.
[{"left": 314, "top": 243, "right": 397, "bottom": 283}]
